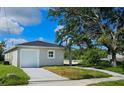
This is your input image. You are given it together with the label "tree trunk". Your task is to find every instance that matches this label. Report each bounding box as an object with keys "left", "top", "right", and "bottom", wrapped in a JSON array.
[
  {"left": 68, "top": 46, "right": 72, "bottom": 66},
  {"left": 111, "top": 52, "right": 117, "bottom": 67}
]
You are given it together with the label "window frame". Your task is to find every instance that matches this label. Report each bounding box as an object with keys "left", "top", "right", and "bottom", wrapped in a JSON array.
[{"left": 47, "top": 50, "right": 55, "bottom": 59}]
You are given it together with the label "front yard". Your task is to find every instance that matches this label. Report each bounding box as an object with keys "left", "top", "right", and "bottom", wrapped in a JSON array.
[
  {"left": 87, "top": 66, "right": 124, "bottom": 86},
  {"left": 0, "top": 64, "right": 29, "bottom": 86},
  {"left": 80, "top": 62, "right": 124, "bottom": 75},
  {"left": 103, "top": 66, "right": 124, "bottom": 75},
  {"left": 90, "top": 79, "right": 124, "bottom": 86},
  {"left": 44, "top": 66, "right": 112, "bottom": 80}
]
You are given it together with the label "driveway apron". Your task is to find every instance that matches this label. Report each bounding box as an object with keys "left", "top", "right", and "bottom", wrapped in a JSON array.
[
  {"left": 25, "top": 67, "right": 124, "bottom": 86},
  {"left": 22, "top": 68, "right": 68, "bottom": 82}
]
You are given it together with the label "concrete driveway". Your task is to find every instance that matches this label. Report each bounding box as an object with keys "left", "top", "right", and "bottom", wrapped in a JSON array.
[
  {"left": 23, "top": 67, "right": 124, "bottom": 86},
  {"left": 22, "top": 68, "right": 68, "bottom": 82}
]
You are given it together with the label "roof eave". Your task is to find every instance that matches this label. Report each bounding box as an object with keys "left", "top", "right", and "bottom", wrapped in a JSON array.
[
  {"left": 4, "top": 46, "right": 18, "bottom": 54},
  {"left": 4, "top": 45, "right": 64, "bottom": 54},
  {"left": 17, "top": 45, "right": 64, "bottom": 49}
]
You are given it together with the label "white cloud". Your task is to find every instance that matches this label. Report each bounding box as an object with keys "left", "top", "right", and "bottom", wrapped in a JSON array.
[
  {"left": 1, "top": 8, "right": 41, "bottom": 25},
  {"left": 7, "top": 38, "right": 27, "bottom": 44},
  {"left": 5, "top": 38, "right": 27, "bottom": 49},
  {"left": 0, "top": 7, "right": 42, "bottom": 35},
  {"left": 54, "top": 25, "right": 64, "bottom": 32},
  {"left": 0, "top": 17, "right": 24, "bottom": 35},
  {"left": 37, "top": 37, "right": 44, "bottom": 41}
]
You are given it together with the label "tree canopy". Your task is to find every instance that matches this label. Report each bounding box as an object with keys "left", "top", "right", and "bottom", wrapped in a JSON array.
[
  {"left": 0, "top": 41, "right": 6, "bottom": 61},
  {"left": 48, "top": 7, "right": 124, "bottom": 66}
]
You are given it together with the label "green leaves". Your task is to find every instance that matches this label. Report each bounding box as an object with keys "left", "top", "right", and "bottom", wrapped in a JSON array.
[
  {"left": 48, "top": 7, "right": 124, "bottom": 56},
  {"left": 48, "top": 8, "right": 93, "bottom": 48},
  {"left": 0, "top": 40, "right": 6, "bottom": 61}
]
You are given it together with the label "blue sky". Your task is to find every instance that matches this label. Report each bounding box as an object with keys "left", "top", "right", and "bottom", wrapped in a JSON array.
[
  {"left": 20, "top": 9, "right": 58, "bottom": 43},
  {"left": 0, "top": 8, "right": 59, "bottom": 48}
]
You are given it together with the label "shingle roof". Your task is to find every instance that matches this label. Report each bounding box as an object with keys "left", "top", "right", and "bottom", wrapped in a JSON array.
[
  {"left": 4, "top": 41, "right": 62, "bottom": 54},
  {"left": 18, "top": 41, "right": 60, "bottom": 47}
]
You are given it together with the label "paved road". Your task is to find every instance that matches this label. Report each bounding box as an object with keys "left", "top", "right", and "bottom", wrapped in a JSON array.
[
  {"left": 22, "top": 68, "right": 68, "bottom": 82},
  {"left": 28, "top": 77, "right": 124, "bottom": 86}
]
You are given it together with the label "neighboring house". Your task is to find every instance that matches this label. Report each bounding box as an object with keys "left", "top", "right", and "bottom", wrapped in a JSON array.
[
  {"left": 116, "top": 54, "right": 124, "bottom": 61},
  {"left": 4, "top": 41, "right": 64, "bottom": 68},
  {"left": 107, "top": 54, "right": 124, "bottom": 61}
]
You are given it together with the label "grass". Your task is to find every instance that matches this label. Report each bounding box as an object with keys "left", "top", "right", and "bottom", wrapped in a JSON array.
[
  {"left": 90, "top": 79, "right": 124, "bottom": 86},
  {"left": 103, "top": 66, "right": 124, "bottom": 75},
  {"left": 0, "top": 61, "right": 3, "bottom": 64},
  {"left": 43, "top": 66, "right": 112, "bottom": 80},
  {"left": 79, "top": 62, "right": 124, "bottom": 75},
  {"left": 0, "top": 64, "right": 29, "bottom": 86}
]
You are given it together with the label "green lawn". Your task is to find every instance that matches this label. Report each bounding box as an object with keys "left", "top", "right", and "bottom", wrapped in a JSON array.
[
  {"left": 90, "top": 79, "right": 124, "bottom": 86},
  {"left": 43, "top": 66, "right": 112, "bottom": 80},
  {"left": 82, "top": 64, "right": 124, "bottom": 75},
  {"left": 103, "top": 66, "right": 124, "bottom": 75},
  {"left": 0, "top": 64, "right": 29, "bottom": 86}
]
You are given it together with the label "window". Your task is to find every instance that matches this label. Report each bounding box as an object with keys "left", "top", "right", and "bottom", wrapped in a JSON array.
[{"left": 48, "top": 50, "right": 55, "bottom": 59}]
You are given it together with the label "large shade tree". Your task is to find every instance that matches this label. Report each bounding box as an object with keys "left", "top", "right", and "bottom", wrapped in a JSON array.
[
  {"left": 49, "top": 8, "right": 94, "bottom": 48},
  {"left": 48, "top": 8, "right": 93, "bottom": 65},
  {"left": 88, "top": 8, "right": 124, "bottom": 67},
  {"left": 48, "top": 7, "right": 124, "bottom": 67}
]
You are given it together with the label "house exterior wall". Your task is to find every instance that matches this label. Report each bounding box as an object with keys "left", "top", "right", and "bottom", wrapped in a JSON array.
[
  {"left": 39, "top": 48, "right": 64, "bottom": 66},
  {"left": 5, "top": 46, "right": 64, "bottom": 67},
  {"left": 4, "top": 49, "right": 18, "bottom": 66},
  {"left": 5, "top": 53, "right": 11, "bottom": 63},
  {"left": 18, "top": 47, "right": 64, "bottom": 67},
  {"left": 11, "top": 50, "right": 18, "bottom": 66}
]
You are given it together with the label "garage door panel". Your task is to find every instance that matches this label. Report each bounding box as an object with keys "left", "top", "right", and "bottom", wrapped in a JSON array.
[{"left": 20, "top": 49, "right": 39, "bottom": 68}]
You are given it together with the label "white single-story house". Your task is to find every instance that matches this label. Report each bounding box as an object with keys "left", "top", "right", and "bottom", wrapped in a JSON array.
[{"left": 4, "top": 41, "right": 64, "bottom": 68}]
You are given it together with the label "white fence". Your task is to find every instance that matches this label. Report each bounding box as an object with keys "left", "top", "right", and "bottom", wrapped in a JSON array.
[{"left": 64, "top": 60, "right": 81, "bottom": 65}]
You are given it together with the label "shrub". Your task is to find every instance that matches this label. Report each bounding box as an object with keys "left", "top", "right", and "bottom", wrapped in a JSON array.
[
  {"left": 0, "top": 56, "right": 4, "bottom": 61},
  {"left": 117, "top": 61, "right": 124, "bottom": 66},
  {"left": 3, "top": 61, "right": 10, "bottom": 65},
  {"left": 80, "top": 48, "right": 101, "bottom": 66},
  {"left": 0, "top": 73, "right": 28, "bottom": 86},
  {"left": 0, "top": 61, "right": 3, "bottom": 64},
  {"left": 0, "top": 77, "right": 3, "bottom": 84},
  {"left": 98, "top": 49, "right": 107, "bottom": 58},
  {"left": 81, "top": 74, "right": 94, "bottom": 79},
  {"left": 98, "top": 60, "right": 111, "bottom": 67},
  {"left": 120, "top": 61, "right": 124, "bottom": 71}
]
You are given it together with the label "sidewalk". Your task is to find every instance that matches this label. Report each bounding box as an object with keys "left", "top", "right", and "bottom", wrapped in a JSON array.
[{"left": 28, "top": 66, "right": 124, "bottom": 86}]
